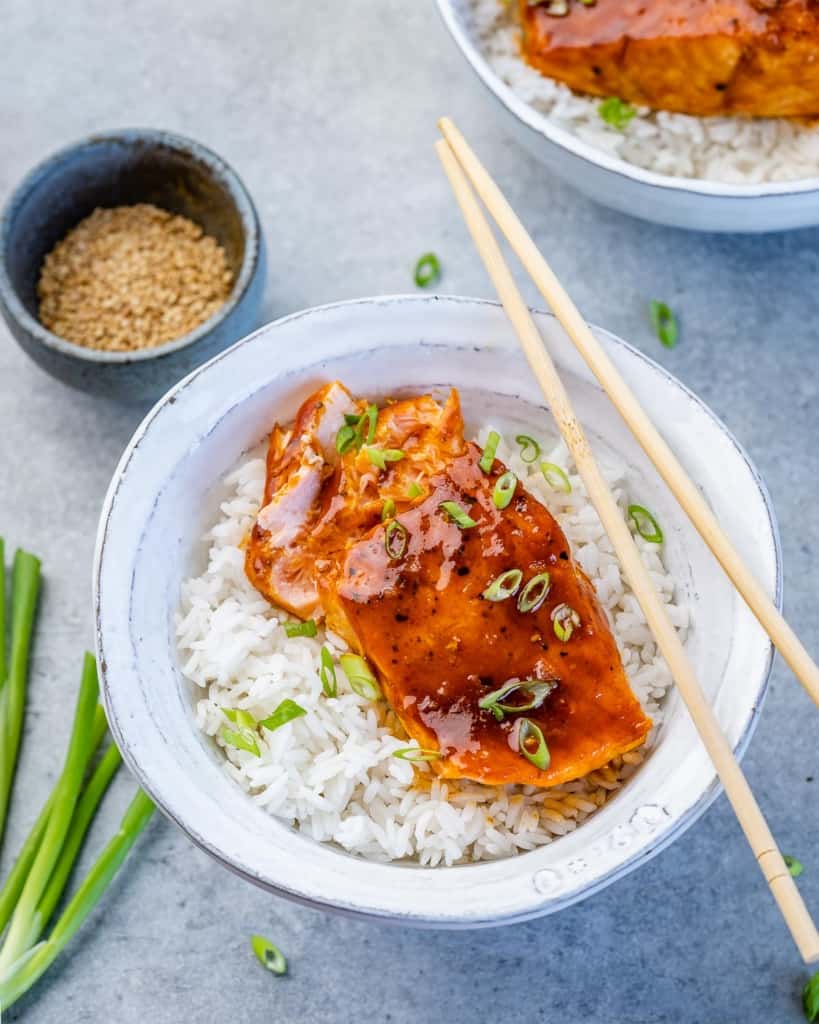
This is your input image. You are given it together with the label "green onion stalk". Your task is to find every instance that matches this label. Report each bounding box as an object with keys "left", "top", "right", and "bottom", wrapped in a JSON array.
[
  {"left": 0, "top": 653, "right": 98, "bottom": 973},
  {"left": 0, "top": 706, "right": 109, "bottom": 938},
  {"left": 0, "top": 790, "right": 155, "bottom": 1009},
  {"left": 0, "top": 547, "right": 42, "bottom": 849}
]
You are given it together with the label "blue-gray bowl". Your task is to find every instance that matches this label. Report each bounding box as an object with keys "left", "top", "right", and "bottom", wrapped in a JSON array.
[{"left": 0, "top": 129, "right": 264, "bottom": 401}]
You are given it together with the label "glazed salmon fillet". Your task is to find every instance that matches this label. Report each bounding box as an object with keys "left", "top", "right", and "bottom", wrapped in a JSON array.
[
  {"left": 520, "top": 0, "right": 819, "bottom": 117},
  {"left": 246, "top": 383, "right": 651, "bottom": 787}
]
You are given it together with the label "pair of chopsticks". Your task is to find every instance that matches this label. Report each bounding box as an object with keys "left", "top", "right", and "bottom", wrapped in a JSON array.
[{"left": 436, "top": 117, "right": 819, "bottom": 965}]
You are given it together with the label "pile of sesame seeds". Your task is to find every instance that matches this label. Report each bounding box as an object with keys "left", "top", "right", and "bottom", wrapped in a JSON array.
[{"left": 37, "top": 203, "right": 234, "bottom": 352}]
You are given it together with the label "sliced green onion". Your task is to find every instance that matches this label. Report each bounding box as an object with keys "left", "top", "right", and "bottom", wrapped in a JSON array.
[
  {"left": 320, "top": 646, "right": 338, "bottom": 698},
  {"left": 221, "top": 707, "right": 260, "bottom": 756},
  {"left": 784, "top": 855, "right": 804, "bottom": 878},
  {"left": 385, "top": 519, "right": 408, "bottom": 560},
  {"left": 414, "top": 252, "right": 441, "bottom": 288},
  {"left": 804, "top": 971, "right": 819, "bottom": 1023},
  {"left": 482, "top": 569, "right": 523, "bottom": 602},
  {"left": 479, "top": 679, "right": 557, "bottom": 722},
  {"left": 222, "top": 707, "right": 257, "bottom": 731},
  {"left": 366, "top": 447, "right": 405, "bottom": 471},
  {"left": 340, "top": 653, "right": 382, "bottom": 701},
  {"left": 479, "top": 431, "right": 500, "bottom": 473},
  {"left": 220, "top": 726, "right": 260, "bottom": 757},
  {"left": 628, "top": 504, "right": 664, "bottom": 544},
  {"left": 382, "top": 498, "right": 396, "bottom": 521},
  {"left": 440, "top": 501, "right": 477, "bottom": 529},
  {"left": 540, "top": 462, "right": 572, "bottom": 494},
  {"left": 335, "top": 423, "right": 358, "bottom": 455},
  {"left": 516, "top": 718, "right": 550, "bottom": 771},
  {"left": 598, "top": 96, "right": 636, "bottom": 131},
  {"left": 551, "top": 603, "right": 580, "bottom": 642},
  {"left": 407, "top": 481, "right": 424, "bottom": 499},
  {"left": 492, "top": 472, "right": 517, "bottom": 510},
  {"left": 259, "top": 699, "right": 306, "bottom": 733},
  {"left": 344, "top": 412, "right": 362, "bottom": 426},
  {"left": 251, "top": 935, "right": 287, "bottom": 976},
  {"left": 517, "top": 572, "right": 551, "bottom": 613},
  {"left": 363, "top": 403, "right": 378, "bottom": 444},
  {"left": 515, "top": 434, "right": 541, "bottom": 463},
  {"left": 393, "top": 747, "right": 444, "bottom": 762},
  {"left": 284, "top": 619, "right": 318, "bottom": 639},
  {"left": 649, "top": 300, "right": 679, "bottom": 349}
]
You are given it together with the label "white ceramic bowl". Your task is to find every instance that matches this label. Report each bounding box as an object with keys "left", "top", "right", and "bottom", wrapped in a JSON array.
[
  {"left": 436, "top": 0, "right": 819, "bottom": 233},
  {"left": 95, "top": 295, "right": 780, "bottom": 926}
]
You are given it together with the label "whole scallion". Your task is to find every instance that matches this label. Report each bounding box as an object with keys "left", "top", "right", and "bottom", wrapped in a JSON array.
[
  {"left": 0, "top": 790, "right": 155, "bottom": 1010},
  {"left": 0, "top": 654, "right": 99, "bottom": 973},
  {"left": 0, "top": 547, "right": 42, "bottom": 848}
]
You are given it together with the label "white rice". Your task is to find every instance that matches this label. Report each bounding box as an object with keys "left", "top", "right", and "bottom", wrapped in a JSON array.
[
  {"left": 466, "top": 0, "right": 819, "bottom": 184},
  {"left": 176, "top": 429, "right": 688, "bottom": 866}
]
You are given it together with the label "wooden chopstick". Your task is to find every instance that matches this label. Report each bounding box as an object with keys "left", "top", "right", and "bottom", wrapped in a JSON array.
[
  {"left": 438, "top": 116, "right": 819, "bottom": 713},
  {"left": 435, "top": 132, "right": 819, "bottom": 965}
]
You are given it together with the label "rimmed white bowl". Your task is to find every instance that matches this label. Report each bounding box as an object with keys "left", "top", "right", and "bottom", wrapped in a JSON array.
[
  {"left": 436, "top": 0, "right": 819, "bottom": 233},
  {"left": 95, "top": 295, "right": 780, "bottom": 926}
]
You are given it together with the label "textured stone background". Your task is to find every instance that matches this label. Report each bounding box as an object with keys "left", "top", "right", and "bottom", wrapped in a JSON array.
[{"left": 1, "top": 2, "right": 817, "bottom": 1021}]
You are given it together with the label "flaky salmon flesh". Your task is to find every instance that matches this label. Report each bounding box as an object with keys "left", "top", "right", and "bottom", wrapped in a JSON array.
[
  {"left": 246, "top": 383, "right": 651, "bottom": 787},
  {"left": 521, "top": 0, "right": 819, "bottom": 118}
]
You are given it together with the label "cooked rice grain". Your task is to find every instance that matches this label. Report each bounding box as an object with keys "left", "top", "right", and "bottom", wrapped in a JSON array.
[{"left": 176, "top": 430, "right": 687, "bottom": 865}]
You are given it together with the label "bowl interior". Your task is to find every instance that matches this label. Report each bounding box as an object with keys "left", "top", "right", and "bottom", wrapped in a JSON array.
[
  {"left": 3, "top": 133, "right": 247, "bottom": 328},
  {"left": 95, "top": 296, "right": 779, "bottom": 925}
]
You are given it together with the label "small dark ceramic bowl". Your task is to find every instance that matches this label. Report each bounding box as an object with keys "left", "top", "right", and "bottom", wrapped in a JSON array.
[{"left": 0, "top": 129, "right": 264, "bottom": 401}]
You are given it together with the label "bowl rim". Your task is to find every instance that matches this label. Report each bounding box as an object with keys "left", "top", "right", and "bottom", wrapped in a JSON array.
[
  {"left": 0, "top": 127, "right": 261, "bottom": 365},
  {"left": 435, "top": 0, "right": 819, "bottom": 200},
  {"left": 94, "top": 294, "right": 782, "bottom": 926}
]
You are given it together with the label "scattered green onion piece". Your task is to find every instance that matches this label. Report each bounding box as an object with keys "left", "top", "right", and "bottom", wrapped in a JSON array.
[
  {"left": 628, "top": 504, "right": 664, "bottom": 544},
  {"left": 515, "top": 434, "right": 541, "bottom": 463},
  {"left": 320, "top": 646, "right": 338, "bottom": 698},
  {"left": 284, "top": 619, "right": 318, "bottom": 639},
  {"left": 479, "top": 431, "right": 500, "bottom": 473},
  {"left": 220, "top": 726, "right": 260, "bottom": 757},
  {"left": 222, "top": 707, "right": 257, "bottom": 731},
  {"left": 551, "top": 603, "right": 580, "bottom": 642},
  {"left": 785, "top": 855, "right": 804, "bottom": 878},
  {"left": 805, "top": 971, "right": 819, "bottom": 1023},
  {"left": 385, "top": 519, "right": 408, "bottom": 560},
  {"left": 393, "top": 747, "right": 444, "bottom": 762},
  {"left": 649, "top": 300, "right": 679, "bottom": 349},
  {"left": 340, "top": 653, "right": 382, "bottom": 701},
  {"left": 598, "top": 96, "right": 636, "bottom": 131},
  {"left": 366, "top": 447, "right": 405, "bottom": 471},
  {"left": 259, "top": 699, "right": 306, "bottom": 733},
  {"left": 440, "top": 501, "right": 477, "bottom": 529},
  {"left": 382, "top": 498, "right": 396, "bottom": 521},
  {"left": 414, "top": 252, "right": 441, "bottom": 288},
  {"left": 335, "top": 424, "right": 358, "bottom": 455},
  {"left": 517, "top": 572, "right": 551, "bottom": 613},
  {"left": 482, "top": 569, "right": 523, "bottom": 602},
  {"left": 363, "top": 403, "right": 378, "bottom": 445},
  {"left": 344, "top": 412, "right": 362, "bottom": 426},
  {"left": 479, "top": 679, "right": 557, "bottom": 722},
  {"left": 407, "top": 481, "right": 424, "bottom": 499},
  {"left": 516, "top": 718, "right": 550, "bottom": 771},
  {"left": 251, "top": 935, "right": 287, "bottom": 976},
  {"left": 540, "top": 462, "right": 572, "bottom": 494},
  {"left": 492, "top": 472, "right": 517, "bottom": 510}
]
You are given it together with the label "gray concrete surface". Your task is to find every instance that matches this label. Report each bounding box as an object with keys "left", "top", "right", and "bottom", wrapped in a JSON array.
[{"left": 1, "top": 2, "right": 818, "bottom": 1021}]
